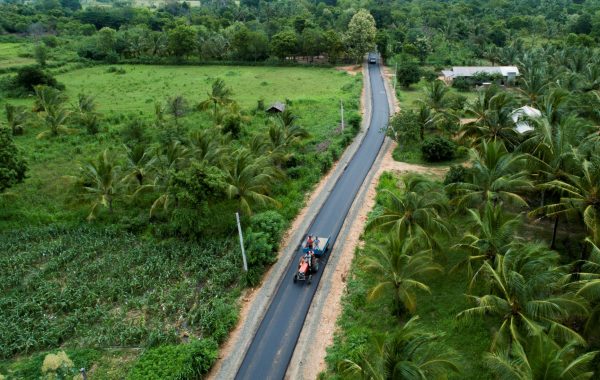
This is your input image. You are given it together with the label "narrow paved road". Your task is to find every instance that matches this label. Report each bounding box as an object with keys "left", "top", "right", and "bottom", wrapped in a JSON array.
[{"left": 236, "top": 60, "right": 389, "bottom": 380}]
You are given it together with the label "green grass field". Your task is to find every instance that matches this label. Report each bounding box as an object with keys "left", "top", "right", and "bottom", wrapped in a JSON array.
[{"left": 0, "top": 42, "right": 35, "bottom": 69}]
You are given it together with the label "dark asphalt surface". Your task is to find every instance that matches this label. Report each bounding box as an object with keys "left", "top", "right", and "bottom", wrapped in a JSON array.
[{"left": 235, "top": 61, "right": 389, "bottom": 380}]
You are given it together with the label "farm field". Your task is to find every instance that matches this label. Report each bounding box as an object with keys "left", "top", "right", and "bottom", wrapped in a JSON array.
[{"left": 0, "top": 64, "right": 362, "bottom": 379}]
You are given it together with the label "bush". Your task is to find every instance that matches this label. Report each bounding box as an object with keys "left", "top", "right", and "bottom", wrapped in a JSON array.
[
  {"left": 347, "top": 111, "right": 361, "bottom": 132},
  {"left": 6, "top": 66, "right": 63, "bottom": 95},
  {"left": 250, "top": 211, "right": 285, "bottom": 249},
  {"left": 127, "top": 339, "right": 218, "bottom": 380},
  {"left": 451, "top": 77, "right": 471, "bottom": 91},
  {"left": 421, "top": 136, "right": 456, "bottom": 162},
  {"left": 443, "top": 164, "right": 469, "bottom": 185}
]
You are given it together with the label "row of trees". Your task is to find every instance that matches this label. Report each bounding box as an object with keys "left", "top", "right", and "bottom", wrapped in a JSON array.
[{"left": 77, "top": 9, "right": 375, "bottom": 63}]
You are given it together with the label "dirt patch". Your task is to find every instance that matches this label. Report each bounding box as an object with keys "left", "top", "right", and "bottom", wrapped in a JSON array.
[{"left": 336, "top": 65, "right": 362, "bottom": 76}]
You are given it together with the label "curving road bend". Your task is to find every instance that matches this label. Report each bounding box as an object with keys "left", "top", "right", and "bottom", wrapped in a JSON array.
[{"left": 235, "top": 60, "right": 389, "bottom": 380}]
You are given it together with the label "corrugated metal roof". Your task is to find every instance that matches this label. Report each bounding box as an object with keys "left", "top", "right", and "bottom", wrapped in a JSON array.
[{"left": 442, "top": 66, "right": 520, "bottom": 78}]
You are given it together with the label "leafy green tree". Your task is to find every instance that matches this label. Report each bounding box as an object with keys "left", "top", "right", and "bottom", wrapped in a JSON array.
[
  {"left": 396, "top": 63, "right": 421, "bottom": 89},
  {"left": 367, "top": 174, "right": 450, "bottom": 250},
  {"left": 225, "top": 149, "right": 281, "bottom": 215},
  {"left": 0, "top": 128, "right": 27, "bottom": 193},
  {"left": 363, "top": 236, "right": 442, "bottom": 316},
  {"left": 447, "top": 141, "right": 532, "bottom": 209},
  {"left": 340, "top": 317, "right": 459, "bottom": 379},
  {"left": 76, "top": 149, "right": 122, "bottom": 220},
  {"left": 344, "top": 9, "right": 377, "bottom": 63},
  {"left": 323, "top": 29, "right": 344, "bottom": 63},
  {"left": 167, "top": 23, "right": 197, "bottom": 60},
  {"left": 386, "top": 110, "right": 420, "bottom": 145},
  {"left": 457, "top": 244, "right": 587, "bottom": 350},
  {"left": 271, "top": 29, "right": 297, "bottom": 60},
  {"left": 4, "top": 104, "right": 29, "bottom": 136},
  {"left": 97, "top": 27, "right": 117, "bottom": 55}
]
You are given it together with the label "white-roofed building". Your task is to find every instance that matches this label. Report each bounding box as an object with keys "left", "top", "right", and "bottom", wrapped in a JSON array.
[
  {"left": 441, "top": 66, "right": 520, "bottom": 84},
  {"left": 511, "top": 105, "right": 542, "bottom": 134}
]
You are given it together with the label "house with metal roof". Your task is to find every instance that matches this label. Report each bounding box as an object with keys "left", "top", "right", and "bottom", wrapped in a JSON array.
[
  {"left": 441, "top": 66, "right": 520, "bottom": 84},
  {"left": 511, "top": 105, "right": 541, "bottom": 134},
  {"left": 266, "top": 102, "right": 286, "bottom": 113}
]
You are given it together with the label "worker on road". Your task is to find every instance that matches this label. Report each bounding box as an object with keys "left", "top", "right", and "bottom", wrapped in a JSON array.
[{"left": 307, "top": 235, "right": 314, "bottom": 250}]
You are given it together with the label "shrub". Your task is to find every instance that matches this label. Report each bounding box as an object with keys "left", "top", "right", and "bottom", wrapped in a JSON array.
[
  {"left": 9, "top": 66, "right": 63, "bottom": 95},
  {"left": 127, "top": 339, "right": 218, "bottom": 380},
  {"left": 347, "top": 111, "right": 361, "bottom": 132},
  {"left": 250, "top": 211, "right": 285, "bottom": 249},
  {"left": 0, "top": 128, "right": 27, "bottom": 193},
  {"left": 421, "top": 136, "right": 456, "bottom": 162},
  {"left": 451, "top": 77, "right": 471, "bottom": 91},
  {"left": 443, "top": 164, "right": 469, "bottom": 185}
]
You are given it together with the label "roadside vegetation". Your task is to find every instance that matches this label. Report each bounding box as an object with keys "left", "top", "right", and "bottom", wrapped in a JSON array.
[{"left": 3, "top": 0, "right": 600, "bottom": 378}]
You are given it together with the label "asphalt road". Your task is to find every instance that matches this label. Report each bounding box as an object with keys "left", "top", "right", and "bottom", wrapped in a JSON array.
[{"left": 235, "top": 60, "right": 389, "bottom": 380}]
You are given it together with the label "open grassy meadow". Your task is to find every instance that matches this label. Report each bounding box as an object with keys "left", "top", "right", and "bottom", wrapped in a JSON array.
[
  {"left": 0, "top": 64, "right": 362, "bottom": 379},
  {"left": 0, "top": 42, "right": 35, "bottom": 70}
]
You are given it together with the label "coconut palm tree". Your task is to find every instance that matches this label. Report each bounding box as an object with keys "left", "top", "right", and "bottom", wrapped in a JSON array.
[
  {"left": 367, "top": 174, "right": 450, "bottom": 250},
  {"left": 517, "top": 66, "right": 551, "bottom": 107},
  {"left": 566, "top": 239, "right": 600, "bottom": 341},
  {"left": 452, "top": 202, "right": 523, "bottom": 278},
  {"left": 340, "top": 316, "right": 459, "bottom": 380},
  {"left": 4, "top": 104, "right": 28, "bottom": 136},
  {"left": 446, "top": 141, "right": 532, "bottom": 209},
  {"left": 457, "top": 244, "right": 588, "bottom": 350},
  {"left": 135, "top": 140, "right": 190, "bottom": 216},
  {"left": 198, "top": 78, "right": 234, "bottom": 117},
  {"left": 267, "top": 111, "right": 309, "bottom": 165},
  {"left": 363, "top": 236, "right": 442, "bottom": 316},
  {"left": 523, "top": 116, "right": 583, "bottom": 248},
  {"left": 189, "top": 129, "right": 228, "bottom": 167},
  {"left": 418, "top": 80, "right": 450, "bottom": 112},
  {"left": 77, "top": 149, "right": 122, "bottom": 221},
  {"left": 123, "top": 143, "right": 156, "bottom": 186},
  {"left": 541, "top": 157, "right": 600, "bottom": 245},
  {"left": 225, "top": 149, "right": 282, "bottom": 215},
  {"left": 72, "top": 93, "right": 99, "bottom": 134},
  {"left": 485, "top": 336, "right": 597, "bottom": 380},
  {"left": 460, "top": 87, "right": 520, "bottom": 147},
  {"left": 34, "top": 85, "right": 73, "bottom": 139}
]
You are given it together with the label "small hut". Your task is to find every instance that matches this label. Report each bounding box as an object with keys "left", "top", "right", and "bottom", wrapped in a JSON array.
[{"left": 266, "top": 102, "right": 286, "bottom": 114}]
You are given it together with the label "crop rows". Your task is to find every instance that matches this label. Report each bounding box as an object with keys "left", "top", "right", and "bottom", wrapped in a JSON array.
[{"left": 0, "top": 224, "right": 241, "bottom": 359}]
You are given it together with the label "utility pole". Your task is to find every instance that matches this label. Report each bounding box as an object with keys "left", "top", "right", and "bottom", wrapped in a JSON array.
[
  {"left": 340, "top": 99, "right": 344, "bottom": 130},
  {"left": 235, "top": 212, "right": 248, "bottom": 272}
]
